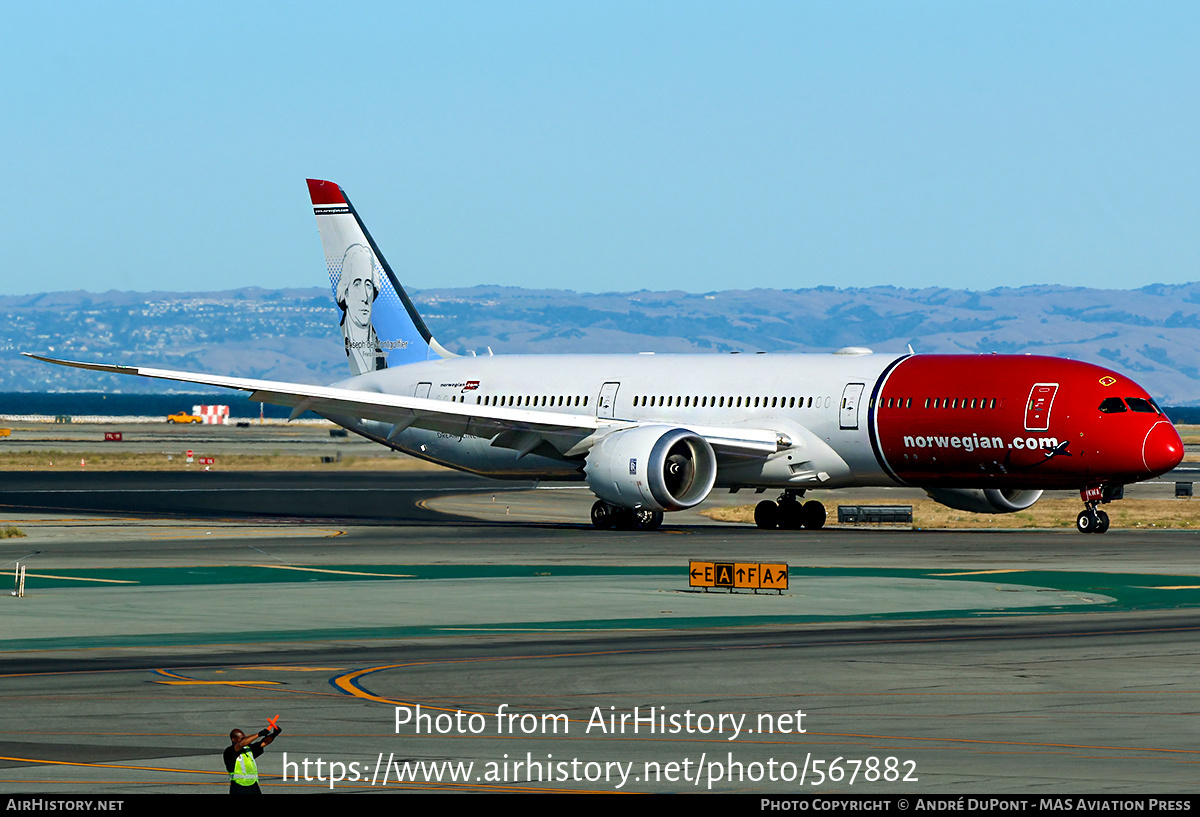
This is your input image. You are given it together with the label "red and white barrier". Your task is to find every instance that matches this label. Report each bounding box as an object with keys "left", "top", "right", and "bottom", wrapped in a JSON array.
[{"left": 192, "top": 405, "right": 231, "bottom": 425}]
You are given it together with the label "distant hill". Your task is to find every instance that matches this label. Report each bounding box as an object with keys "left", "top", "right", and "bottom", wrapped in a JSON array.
[{"left": 6, "top": 283, "right": 1200, "bottom": 403}]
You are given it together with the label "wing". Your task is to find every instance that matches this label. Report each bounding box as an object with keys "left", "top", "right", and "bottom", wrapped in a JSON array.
[{"left": 23, "top": 354, "right": 782, "bottom": 459}]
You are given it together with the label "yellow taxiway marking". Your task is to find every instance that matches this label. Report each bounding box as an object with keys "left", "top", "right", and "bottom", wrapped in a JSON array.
[
  {"left": 239, "top": 666, "right": 347, "bottom": 672},
  {"left": 20, "top": 573, "right": 137, "bottom": 584},
  {"left": 253, "top": 565, "right": 415, "bottom": 578},
  {"left": 0, "top": 517, "right": 147, "bottom": 524},
  {"left": 1138, "top": 585, "right": 1200, "bottom": 590},
  {"left": 153, "top": 680, "right": 284, "bottom": 686},
  {"left": 153, "top": 668, "right": 282, "bottom": 687},
  {"left": 148, "top": 528, "right": 344, "bottom": 540},
  {"left": 0, "top": 755, "right": 225, "bottom": 776},
  {"left": 931, "top": 569, "right": 1026, "bottom": 576}
]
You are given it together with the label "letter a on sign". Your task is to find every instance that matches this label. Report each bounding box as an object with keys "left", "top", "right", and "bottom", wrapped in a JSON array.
[{"left": 760, "top": 565, "right": 789, "bottom": 590}]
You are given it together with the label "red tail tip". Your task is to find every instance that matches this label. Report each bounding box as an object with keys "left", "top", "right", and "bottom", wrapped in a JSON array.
[{"left": 307, "top": 179, "right": 345, "bottom": 205}]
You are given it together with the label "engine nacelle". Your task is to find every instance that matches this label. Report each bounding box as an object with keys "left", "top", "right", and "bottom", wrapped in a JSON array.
[
  {"left": 925, "top": 488, "right": 1044, "bottom": 514},
  {"left": 585, "top": 426, "right": 717, "bottom": 512}
]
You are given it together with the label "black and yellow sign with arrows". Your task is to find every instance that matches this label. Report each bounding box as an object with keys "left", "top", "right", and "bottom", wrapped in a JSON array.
[{"left": 689, "top": 561, "right": 788, "bottom": 592}]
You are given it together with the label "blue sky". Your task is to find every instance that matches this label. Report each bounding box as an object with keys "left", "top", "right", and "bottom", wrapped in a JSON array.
[{"left": 2, "top": 1, "right": 1197, "bottom": 296}]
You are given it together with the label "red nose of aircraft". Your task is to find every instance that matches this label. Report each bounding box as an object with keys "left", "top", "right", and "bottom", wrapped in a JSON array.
[{"left": 1142, "top": 421, "right": 1184, "bottom": 476}]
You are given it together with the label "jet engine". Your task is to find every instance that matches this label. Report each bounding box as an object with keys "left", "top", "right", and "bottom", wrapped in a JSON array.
[
  {"left": 925, "top": 488, "right": 1044, "bottom": 514},
  {"left": 584, "top": 426, "right": 717, "bottom": 512}
]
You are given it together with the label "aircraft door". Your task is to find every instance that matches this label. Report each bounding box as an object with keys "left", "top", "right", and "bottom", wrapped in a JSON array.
[
  {"left": 840, "top": 383, "right": 865, "bottom": 430},
  {"left": 1025, "top": 383, "right": 1058, "bottom": 431},
  {"left": 597, "top": 382, "right": 620, "bottom": 419},
  {"left": 415, "top": 382, "right": 431, "bottom": 399}
]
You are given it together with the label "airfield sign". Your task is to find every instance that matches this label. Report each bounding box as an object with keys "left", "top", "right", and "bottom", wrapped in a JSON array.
[{"left": 689, "top": 561, "right": 788, "bottom": 593}]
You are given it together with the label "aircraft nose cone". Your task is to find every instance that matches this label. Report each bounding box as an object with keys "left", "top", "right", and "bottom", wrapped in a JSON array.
[{"left": 1143, "top": 421, "right": 1184, "bottom": 475}]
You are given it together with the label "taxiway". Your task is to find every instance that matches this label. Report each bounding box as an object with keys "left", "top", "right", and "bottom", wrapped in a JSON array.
[{"left": 1, "top": 470, "right": 1198, "bottom": 793}]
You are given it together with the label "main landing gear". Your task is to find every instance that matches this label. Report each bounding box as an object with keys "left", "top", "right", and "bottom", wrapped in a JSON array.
[
  {"left": 754, "top": 490, "right": 826, "bottom": 530},
  {"left": 1076, "top": 484, "right": 1118, "bottom": 534},
  {"left": 591, "top": 500, "right": 663, "bottom": 531}
]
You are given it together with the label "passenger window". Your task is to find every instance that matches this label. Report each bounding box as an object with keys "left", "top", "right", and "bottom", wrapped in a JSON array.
[{"left": 1098, "top": 397, "right": 1127, "bottom": 413}]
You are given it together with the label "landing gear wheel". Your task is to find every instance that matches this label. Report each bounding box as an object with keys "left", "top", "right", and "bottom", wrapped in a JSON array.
[
  {"left": 591, "top": 500, "right": 614, "bottom": 530},
  {"left": 611, "top": 506, "right": 638, "bottom": 531},
  {"left": 802, "top": 500, "right": 827, "bottom": 530},
  {"left": 777, "top": 499, "right": 805, "bottom": 530},
  {"left": 635, "top": 509, "right": 664, "bottom": 531},
  {"left": 1076, "top": 509, "right": 1097, "bottom": 534},
  {"left": 1095, "top": 510, "right": 1110, "bottom": 534},
  {"left": 754, "top": 500, "right": 779, "bottom": 530}
]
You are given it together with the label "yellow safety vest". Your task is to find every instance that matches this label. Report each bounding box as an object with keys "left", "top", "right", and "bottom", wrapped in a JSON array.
[{"left": 231, "top": 749, "right": 258, "bottom": 786}]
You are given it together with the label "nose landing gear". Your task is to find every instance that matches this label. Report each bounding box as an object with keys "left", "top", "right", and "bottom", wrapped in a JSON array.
[
  {"left": 1076, "top": 485, "right": 1116, "bottom": 534},
  {"left": 1076, "top": 507, "right": 1110, "bottom": 534}
]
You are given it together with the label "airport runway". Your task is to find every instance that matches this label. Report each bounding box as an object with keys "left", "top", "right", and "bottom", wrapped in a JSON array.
[{"left": 1, "top": 473, "right": 1199, "bottom": 793}]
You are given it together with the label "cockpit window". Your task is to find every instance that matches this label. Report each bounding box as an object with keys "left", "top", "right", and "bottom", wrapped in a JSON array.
[
  {"left": 1098, "top": 397, "right": 1127, "bottom": 413},
  {"left": 1125, "top": 397, "right": 1158, "bottom": 414}
]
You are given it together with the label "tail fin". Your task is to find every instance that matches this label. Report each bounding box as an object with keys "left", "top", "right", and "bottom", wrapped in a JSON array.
[{"left": 307, "top": 179, "right": 454, "bottom": 374}]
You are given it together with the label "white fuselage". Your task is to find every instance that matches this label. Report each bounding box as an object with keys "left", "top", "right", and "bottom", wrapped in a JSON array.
[{"left": 326, "top": 351, "right": 904, "bottom": 489}]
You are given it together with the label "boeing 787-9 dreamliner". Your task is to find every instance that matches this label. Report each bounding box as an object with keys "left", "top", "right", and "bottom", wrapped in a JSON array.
[{"left": 28, "top": 179, "right": 1184, "bottom": 533}]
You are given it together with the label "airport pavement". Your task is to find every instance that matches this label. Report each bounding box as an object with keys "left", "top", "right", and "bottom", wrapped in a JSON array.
[
  {"left": 0, "top": 470, "right": 505, "bottom": 520},
  {"left": 0, "top": 419, "right": 377, "bottom": 455},
  {"left": 1, "top": 473, "right": 1199, "bottom": 793}
]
